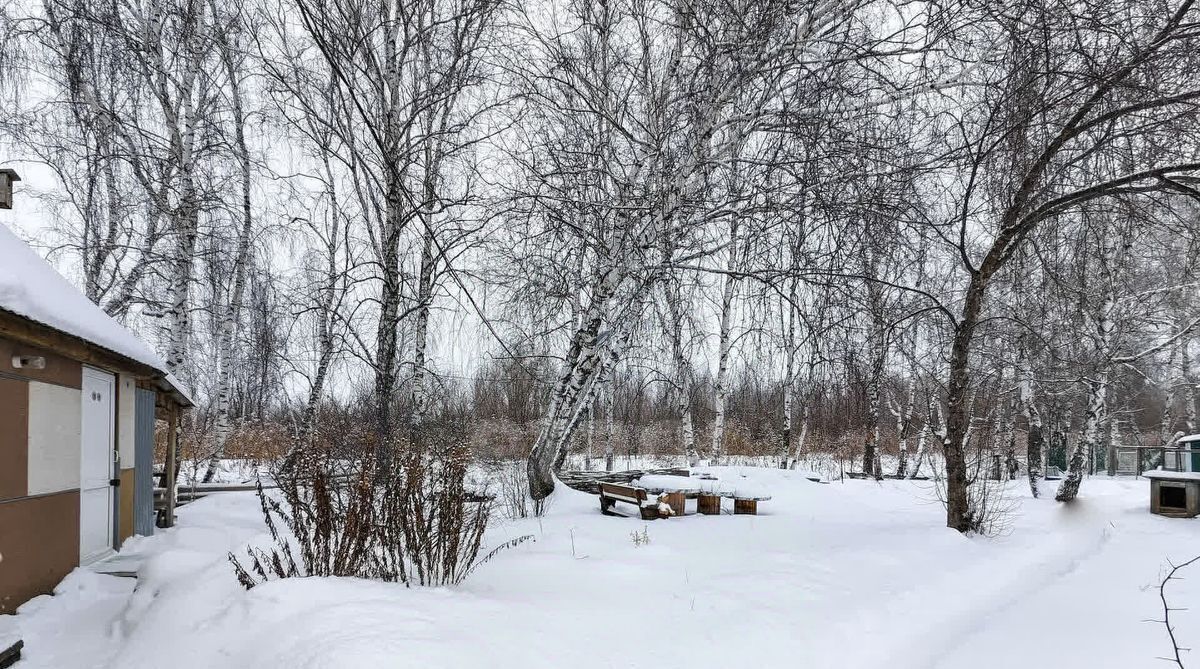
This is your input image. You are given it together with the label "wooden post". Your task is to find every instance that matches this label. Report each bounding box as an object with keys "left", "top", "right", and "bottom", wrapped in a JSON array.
[
  {"left": 698, "top": 494, "right": 721, "bottom": 515},
  {"left": 165, "top": 404, "right": 179, "bottom": 528}
]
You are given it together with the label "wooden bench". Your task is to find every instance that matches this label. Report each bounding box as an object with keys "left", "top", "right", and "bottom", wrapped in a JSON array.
[{"left": 599, "top": 482, "right": 662, "bottom": 520}]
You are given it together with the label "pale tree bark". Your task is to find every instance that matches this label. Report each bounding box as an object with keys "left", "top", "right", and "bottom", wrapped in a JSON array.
[
  {"left": 709, "top": 214, "right": 741, "bottom": 464},
  {"left": 603, "top": 364, "right": 616, "bottom": 472},
  {"left": 1020, "top": 350, "right": 1045, "bottom": 497},
  {"left": 1057, "top": 372, "right": 1109, "bottom": 501},
  {"left": 204, "top": 14, "right": 256, "bottom": 482},
  {"left": 527, "top": 267, "right": 647, "bottom": 499},
  {"left": 779, "top": 280, "right": 798, "bottom": 469},
  {"left": 906, "top": 402, "right": 933, "bottom": 480},
  {"left": 664, "top": 277, "right": 700, "bottom": 466},
  {"left": 1182, "top": 334, "right": 1196, "bottom": 434},
  {"left": 1002, "top": 400, "right": 1018, "bottom": 480},
  {"left": 890, "top": 377, "right": 917, "bottom": 478},
  {"left": 1162, "top": 342, "right": 1178, "bottom": 445},
  {"left": 862, "top": 287, "right": 887, "bottom": 480},
  {"left": 1058, "top": 272, "right": 1116, "bottom": 501}
]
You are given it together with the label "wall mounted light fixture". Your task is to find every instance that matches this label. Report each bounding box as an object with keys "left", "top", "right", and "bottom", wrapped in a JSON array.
[{"left": 12, "top": 355, "right": 46, "bottom": 370}]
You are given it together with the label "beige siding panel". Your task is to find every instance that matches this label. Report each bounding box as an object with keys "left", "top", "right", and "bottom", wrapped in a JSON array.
[
  {"left": 118, "top": 467, "right": 135, "bottom": 542},
  {"left": 27, "top": 381, "right": 82, "bottom": 495},
  {"left": 117, "top": 374, "right": 136, "bottom": 468}
]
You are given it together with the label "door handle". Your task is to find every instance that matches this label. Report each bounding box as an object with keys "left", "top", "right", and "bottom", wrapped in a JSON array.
[{"left": 110, "top": 478, "right": 121, "bottom": 487}]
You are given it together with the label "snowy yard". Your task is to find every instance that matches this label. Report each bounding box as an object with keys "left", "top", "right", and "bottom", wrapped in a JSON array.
[{"left": 10, "top": 470, "right": 1200, "bottom": 669}]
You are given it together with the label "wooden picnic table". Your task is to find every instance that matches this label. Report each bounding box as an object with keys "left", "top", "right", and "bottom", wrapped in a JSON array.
[
  {"left": 634, "top": 475, "right": 701, "bottom": 516},
  {"left": 631, "top": 474, "right": 773, "bottom": 516}
]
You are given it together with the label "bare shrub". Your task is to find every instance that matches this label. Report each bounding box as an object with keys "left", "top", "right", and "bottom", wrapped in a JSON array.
[
  {"left": 231, "top": 415, "right": 531, "bottom": 588},
  {"left": 1151, "top": 554, "right": 1200, "bottom": 668},
  {"left": 931, "top": 468, "right": 1015, "bottom": 536},
  {"left": 485, "top": 458, "right": 532, "bottom": 520},
  {"left": 630, "top": 526, "right": 651, "bottom": 546}
]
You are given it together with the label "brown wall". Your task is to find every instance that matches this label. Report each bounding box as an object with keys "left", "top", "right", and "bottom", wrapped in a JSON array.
[
  {"left": 0, "top": 377, "right": 27, "bottom": 500},
  {"left": 0, "top": 337, "right": 82, "bottom": 389},
  {"left": 0, "top": 490, "right": 79, "bottom": 614},
  {"left": 119, "top": 468, "right": 135, "bottom": 542}
]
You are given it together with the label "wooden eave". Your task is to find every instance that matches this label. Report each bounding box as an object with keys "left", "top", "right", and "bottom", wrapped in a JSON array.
[{"left": 0, "top": 307, "right": 191, "bottom": 408}]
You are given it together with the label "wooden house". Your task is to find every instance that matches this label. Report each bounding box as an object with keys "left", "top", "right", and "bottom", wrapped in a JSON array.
[{"left": 0, "top": 221, "right": 191, "bottom": 614}]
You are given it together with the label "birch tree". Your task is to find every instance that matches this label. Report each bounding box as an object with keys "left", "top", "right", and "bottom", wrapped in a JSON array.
[{"left": 928, "top": 0, "right": 1200, "bottom": 530}]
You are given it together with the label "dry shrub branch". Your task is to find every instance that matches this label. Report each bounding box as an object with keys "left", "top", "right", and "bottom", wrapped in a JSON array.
[{"left": 231, "top": 415, "right": 531, "bottom": 588}]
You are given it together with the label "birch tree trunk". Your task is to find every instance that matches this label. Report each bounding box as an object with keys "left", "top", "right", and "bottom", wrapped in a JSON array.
[
  {"left": 1057, "top": 293, "right": 1114, "bottom": 502},
  {"left": 204, "top": 21, "right": 255, "bottom": 482},
  {"left": 709, "top": 215, "right": 740, "bottom": 464},
  {"left": 1020, "top": 354, "right": 1045, "bottom": 497},
  {"left": 527, "top": 266, "right": 636, "bottom": 499},
  {"left": 1182, "top": 334, "right": 1196, "bottom": 434},
  {"left": 863, "top": 317, "right": 886, "bottom": 480},
  {"left": 892, "top": 377, "right": 916, "bottom": 478},
  {"left": 603, "top": 365, "right": 616, "bottom": 472},
  {"left": 410, "top": 225, "right": 436, "bottom": 423},
  {"left": 907, "top": 410, "right": 931, "bottom": 480},
  {"left": 779, "top": 279, "right": 798, "bottom": 469},
  {"left": 665, "top": 278, "right": 700, "bottom": 466}
]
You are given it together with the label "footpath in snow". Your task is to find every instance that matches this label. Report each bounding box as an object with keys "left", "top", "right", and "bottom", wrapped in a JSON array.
[{"left": 8, "top": 469, "right": 1199, "bottom": 669}]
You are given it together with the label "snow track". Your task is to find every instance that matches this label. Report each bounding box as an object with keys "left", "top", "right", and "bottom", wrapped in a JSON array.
[{"left": 8, "top": 472, "right": 1197, "bottom": 668}]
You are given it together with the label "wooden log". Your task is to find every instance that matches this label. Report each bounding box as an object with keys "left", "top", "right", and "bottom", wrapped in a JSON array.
[
  {"left": 698, "top": 493, "right": 721, "bottom": 515},
  {"left": 558, "top": 468, "right": 691, "bottom": 494},
  {"left": 733, "top": 499, "right": 758, "bottom": 515},
  {"left": 639, "top": 504, "right": 662, "bottom": 521},
  {"left": 846, "top": 472, "right": 929, "bottom": 481},
  {"left": 0, "top": 640, "right": 22, "bottom": 669}
]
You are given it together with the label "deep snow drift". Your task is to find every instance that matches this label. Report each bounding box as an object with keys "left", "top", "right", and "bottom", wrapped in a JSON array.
[{"left": 9, "top": 469, "right": 1199, "bottom": 668}]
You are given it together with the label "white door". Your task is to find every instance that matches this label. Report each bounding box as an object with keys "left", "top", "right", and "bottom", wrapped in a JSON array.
[{"left": 80, "top": 367, "right": 116, "bottom": 564}]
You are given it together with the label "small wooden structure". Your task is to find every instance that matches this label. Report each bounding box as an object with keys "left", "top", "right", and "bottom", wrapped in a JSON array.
[{"left": 1145, "top": 470, "right": 1200, "bottom": 519}]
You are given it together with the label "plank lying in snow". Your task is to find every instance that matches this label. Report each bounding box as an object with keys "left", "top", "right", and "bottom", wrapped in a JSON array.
[
  {"left": 559, "top": 468, "right": 690, "bottom": 494},
  {"left": 846, "top": 472, "right": 930, "bottom": 481},
  {"left": 0, "top": 617, "right": 21, "bottom": 669},
  {"left": 0, "top": 640, "right": 22, "bottom": 669}
]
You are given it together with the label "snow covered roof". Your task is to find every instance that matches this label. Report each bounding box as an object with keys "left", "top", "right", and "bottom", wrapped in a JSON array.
[
  {"left": 0, "top": 222, "right": 190, "bottom": 404},
  {"left": 1176, "top": 434, "right": 1200, "bottom": 443},
  {"left": 1144, "top": 469, "right": 1200, "bottom": 481}
]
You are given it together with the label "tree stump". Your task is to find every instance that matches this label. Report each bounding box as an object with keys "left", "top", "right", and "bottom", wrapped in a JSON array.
[
  {"left": 698, "top": 493, "right": 721, "bottom": 515},
  {"left": 733, "top": 498, "right": 758, "bottom": 515},
  {"left": 663, "top": 491, "right": 687, "bottom": 516}
]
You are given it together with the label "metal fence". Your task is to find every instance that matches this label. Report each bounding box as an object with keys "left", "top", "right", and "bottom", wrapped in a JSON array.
[{"left": 1111, "top": 446, "right": 1199, "bottom": 477}]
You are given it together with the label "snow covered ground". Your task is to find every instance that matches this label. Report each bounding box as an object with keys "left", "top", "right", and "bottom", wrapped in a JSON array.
[{"left": 8, "top": 468, "right": 1199, "bottom": 668}]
